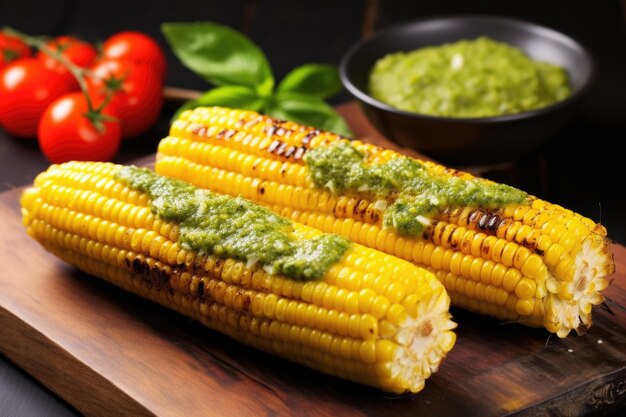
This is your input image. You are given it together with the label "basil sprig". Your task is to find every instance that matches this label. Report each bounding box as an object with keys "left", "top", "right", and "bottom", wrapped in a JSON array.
[{"left": 162, "top": 22, "right": 352, "bottom": 137}]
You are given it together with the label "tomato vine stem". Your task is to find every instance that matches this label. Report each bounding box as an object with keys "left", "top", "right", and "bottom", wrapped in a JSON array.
[{"left": 2, "top": 26, "right": 118, "bottom": 131}]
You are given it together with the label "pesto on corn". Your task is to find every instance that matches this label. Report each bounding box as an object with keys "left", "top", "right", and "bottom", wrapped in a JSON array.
[{"left": 116, "top": 166, "right": 350, "bottom": 280}]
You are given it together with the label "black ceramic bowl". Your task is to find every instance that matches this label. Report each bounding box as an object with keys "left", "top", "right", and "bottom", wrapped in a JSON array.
[{"left": 340, "top": 15, "right": 594, "bottom": 165}]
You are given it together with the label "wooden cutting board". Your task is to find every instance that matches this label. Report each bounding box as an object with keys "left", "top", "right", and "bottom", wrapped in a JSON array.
[{"left": 1, "top": 106, "right": 625, "bottom": 416}]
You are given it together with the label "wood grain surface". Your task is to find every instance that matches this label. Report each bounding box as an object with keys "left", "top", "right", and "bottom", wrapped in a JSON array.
[{"left": 0, "top": 104, "right": 625, "bottom": 416}]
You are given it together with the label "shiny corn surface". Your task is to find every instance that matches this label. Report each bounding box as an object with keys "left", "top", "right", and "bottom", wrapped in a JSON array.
[
  {"left": 21, "top": 161, "right": 456, "bottom": 394},
  {"left": 156, "top": 106, "right": 615, "bottom": 337}
]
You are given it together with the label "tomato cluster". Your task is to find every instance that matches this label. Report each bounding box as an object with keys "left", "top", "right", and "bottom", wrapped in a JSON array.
[{"left": 0, "top": 31, "right": 166, "bottom": 163}]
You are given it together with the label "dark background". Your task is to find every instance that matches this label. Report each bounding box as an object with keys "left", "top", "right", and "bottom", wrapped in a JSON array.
[{"left": 1, "top": 1, "right": 625, "bottom": 416}]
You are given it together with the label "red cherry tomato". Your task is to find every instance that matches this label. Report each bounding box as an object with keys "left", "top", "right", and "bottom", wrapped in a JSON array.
[
  {"left": 87, "top": 59, "right": 163, "bottom": 138},
  {"left": 37, "top": 36, "right": 97, "bottom": 90},
  {"left": 0, "top": 32, "right": 31, "bottom": 71},
  {"left": 38, "top": 92, "right": 121, "bottom": 163},
  {"left": 103, "top": 31, "right": 166, "bottom": 82},
  {"left": 0, "top": 58, "right": 74, "bottom": 138}
]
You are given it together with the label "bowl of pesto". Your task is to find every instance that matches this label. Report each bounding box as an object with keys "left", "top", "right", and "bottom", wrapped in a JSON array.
[{"left": 340, "top": 16, "right": 594, "bottom": 165}]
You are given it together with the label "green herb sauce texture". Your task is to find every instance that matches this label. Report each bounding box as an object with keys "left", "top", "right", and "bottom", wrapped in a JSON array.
[
  {"left": 116, "top": 166, "right": 351, "bottom": 280},
  {"left": 304, "top": 141, "right": 527, "bottom": 236},
  {"left": 368, "top": 37, "right": 571, "bottom": 118}
]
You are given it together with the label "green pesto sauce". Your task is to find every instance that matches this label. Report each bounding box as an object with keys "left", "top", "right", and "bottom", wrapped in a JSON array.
[
  {"left": 304, "top": 141, "right": 527, "bottom": 236},
  {"left": 369, "top": 37, "right": 571, "bottom": 118},
  {"left": 116, "top": 166, "right": 350, "bottom": 280}
]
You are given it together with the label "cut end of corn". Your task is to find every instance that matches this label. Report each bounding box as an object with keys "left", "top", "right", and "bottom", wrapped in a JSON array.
[
  {"left": 544, "top": 236, "right": 614, "bottom": 338},
  {"left": 388, "top": 286, "right": 456, "bottom": 393},
  {"left": 155, "top": 106, "right": 616, "bottom": 338},
  {"left": 21, "top": 161, "right": 456, "bottom": 394}
]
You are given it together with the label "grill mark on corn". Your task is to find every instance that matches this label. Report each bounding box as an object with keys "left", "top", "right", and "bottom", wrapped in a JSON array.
[
  {"left": 214, "top": 258, "right": 225, "bottom": 276},
  {"left": 263, "top": 120, "right": 292, "bottom": 137},
  {"left": 520, "top": 235, "right": 541, "bottom": 254},
  {"left": 356, "top": 200, "right": 369, "bottom": 219},
  {"left": 268, "top": 140, "right": 282, "bottom": 154},
  {"left": 293, "top": 146, "right": 306, "bottom": 161},
  {"left": 191, "top": 258, "right": 208, "bottom": 273},
  {"left": 197, "top": 279, "right": 205, "bottom": 296},
  {"left": 150, "top": 264, "right": 162, "bottom": 283},
  {"left": 445, "top": 208, "right": 537, "bottom": 249},
  {"left": 216, "top": 129, "right": 237, "bottom": 140},
  {"left": 284, "top": 146, "right": 296, "bottom": 158},
  {"left": 132, "top": 257, "right": 142, "bottom": 274},
  {"left": 444, "top": 207, "right": 504, "bottom": 233},
  {"left": 191, "top": 124, "right": 207, "bottom": 137},
  {"left": 334, "top": 201, "right": 346, "bottom": 217},
  {"left": 302, "top": 130, "right": 321, "bottom": 146},
  {"left": 442, "top": 167, "right": 464, "bottom": 177},
  {"left": 367, "top": 205, "right": 380, "bottom": 223},
  {"left": 276, "top": 142, "right": 288, "bottom": 157},
  {"left": 277, "top": 127, "right": 293, "bottom": 137},
  {"left": 480, "top": 237, "right": 492, "bottom": 258},
  {"left": 422, "top": 224, "right": 435, "bottom": 242},
  {"left": 474, "top": 210, "right": 545, "bottom": 253},
  {"left": 128, "top": 255, "right": 171, "bottom": 286},
  {"left": 267, "top": 139, "right": 308, "bottom": 161},
  {"left": 487, "top": 214, "right": 502, "bottom": 232},
  {"left": 124, "top": 254, "right": 233, "bottom": 302},
  {"left": 242, "top": 292, "right": 252, "bottom": 311},
  {"left": 446, "top": 227, "right": 456, "bottom": 248},
  {"left": 331, "top": 197, "right": 383, "bottom": 224},
  {"left": 188, "top": 119, "right": 318, "bottom": 162},
  {"left": 244, "top": 115, "right": 265, "bottom": 130},
  {"left": 264, "top": 125, "right": 278, "bottom": 137}
]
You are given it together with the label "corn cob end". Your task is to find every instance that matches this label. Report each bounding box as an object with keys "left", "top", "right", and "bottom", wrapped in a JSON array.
[
  {"left": 544, "top": 236, "right": 614, "bottom": 338},
  {"left": 388, "top": 286, "right": 456, "bottom": 393}
]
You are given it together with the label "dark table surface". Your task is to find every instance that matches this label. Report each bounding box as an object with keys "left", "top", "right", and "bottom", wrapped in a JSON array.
[
  {"left": 1, "top": 1, "right": 626, "bottom": 415},
  {"left": 0, "top": 102, "right": 173, "bottom": 417}
]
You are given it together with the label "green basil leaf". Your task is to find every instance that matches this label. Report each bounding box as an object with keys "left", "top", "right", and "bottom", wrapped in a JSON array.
[
  {"left": 265, "top": 92, "right": 353, "bottom": 137},
  {"left": 277, "top": 64, "right": 342, "bottom": 99},
  {"left": 196, "top": 85, "right": 265, "bottom": 109},
  {"left": 161, "top": 22, "right": 274, "bottom": 93},
  {"left": 171, "top": 85, "right": 264, "bottom": 122}
]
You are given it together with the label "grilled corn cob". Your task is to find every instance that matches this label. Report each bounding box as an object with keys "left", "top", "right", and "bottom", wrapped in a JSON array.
[
  {"left": 21, "top": 161, "right": 456, "bottom": 394},
  {"left": 155, "top": 106, "right": 615, "bottom": 338}
]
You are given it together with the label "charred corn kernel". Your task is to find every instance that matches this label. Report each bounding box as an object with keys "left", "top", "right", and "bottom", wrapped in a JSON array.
[
  {"left": 156, "top": 107, "right": 615, "bottom": 338},
  {"left": 23, "top": 161, "right": 456, "bottom": 394}
]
